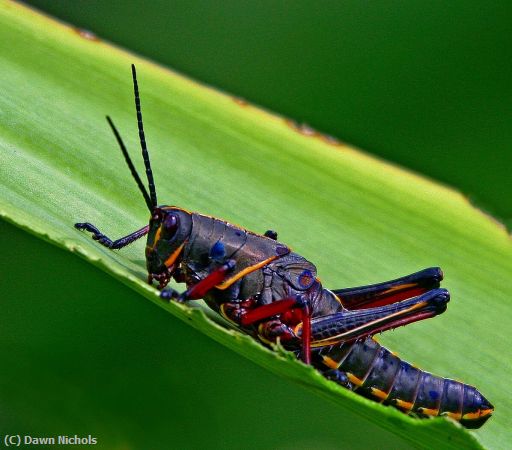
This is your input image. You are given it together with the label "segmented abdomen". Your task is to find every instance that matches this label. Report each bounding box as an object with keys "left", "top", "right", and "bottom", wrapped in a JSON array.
[{"left": 314, "top": 337, "right": 493, "bottom": 429}]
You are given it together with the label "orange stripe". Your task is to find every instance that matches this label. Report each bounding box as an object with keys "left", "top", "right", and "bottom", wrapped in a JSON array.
[
  {"left": 216, "top": 256, "right": 278, "bottom": 290},
  {"left": 322, "top": 356, "right": 340, "bottom": 369},
  {"left": 381, "top": 283, "right": 416, "bottom": 294},
  {"left": 395, "top": 399, "right": 414, "bottom": 411},
  {"left": 164, "top": 243, "right": 185, "bottom": 268},
  {"left": 461, "top": 411, "right": 481, "bottom": 420},
  {"left": 146, "top": 224, "right": 163, "bottom": 252},
  {"left": 370, "top": 387, "right": 389, "bottom": 401},
  {"left": 418, "top": 407, "right": 439, "bottom": 416},
  {"left": 462, "top": 408, "right": 493, "bottom": 420},
  {"left": 442, "top": 411, "right": 462, "bottom": 420},
  {"left": 346, "top": 372, "right": 363, "bottom": 386},
  {"left": 161, "top": 206, "right": 191, "bottom": 213},
  {"left": 154, "top": 224, "right": 163, "bottom": 245}
]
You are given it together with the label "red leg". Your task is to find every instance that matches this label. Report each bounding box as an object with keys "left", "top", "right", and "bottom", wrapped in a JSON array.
[
  {"left": 160, "top": 260, "right": 235, "bottom": 301},
  {"left": 300, "top": 299, "right": 311, "bottom": 364},
  {"left": 240, "top": 298, "right": 298, "bottom": 326},
  {"left": 240, "top": 295, "right": 312, "bottom": 364},
  {"left": 160, "top": 264, "right": 313, "bottom": 363}
]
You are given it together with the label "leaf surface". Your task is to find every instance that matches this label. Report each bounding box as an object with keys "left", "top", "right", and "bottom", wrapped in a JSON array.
[{"left": 1, "top": 2, "right": 510, "bottom": 449}]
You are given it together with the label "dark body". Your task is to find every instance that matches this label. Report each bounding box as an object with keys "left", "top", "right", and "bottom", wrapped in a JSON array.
[
  {"left": 150, "top": 210, "right": 492, "bottom": 429},
  {"left": 181, "top": 212, "right": 342, "bottom": 317}
]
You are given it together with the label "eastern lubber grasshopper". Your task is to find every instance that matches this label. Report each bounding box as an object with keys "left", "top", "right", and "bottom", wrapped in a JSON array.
[{"left": 75, "top": 65, "right": 493, "bottom": 429}]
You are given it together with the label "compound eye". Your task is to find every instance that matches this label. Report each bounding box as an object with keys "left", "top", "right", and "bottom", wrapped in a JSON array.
[{"left": 164, "top": 214, "right": 178, "bottom": 235}]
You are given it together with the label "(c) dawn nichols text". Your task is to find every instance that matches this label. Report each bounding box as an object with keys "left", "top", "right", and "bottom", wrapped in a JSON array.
[{"left": 19, "top": 435, "right": 97, "bottom": 445}]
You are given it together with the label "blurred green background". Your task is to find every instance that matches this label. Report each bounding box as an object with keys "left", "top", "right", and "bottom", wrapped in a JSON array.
[{"left": 22, "top": 0, "right": 512, "bottom": 227}]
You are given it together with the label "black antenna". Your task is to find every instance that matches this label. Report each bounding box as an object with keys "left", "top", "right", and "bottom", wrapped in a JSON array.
[
  {"left": 106, "top": 115, "right": 154, "bottom": 212},
  {"left": 131, "top": 64, "right": 158, "bottom": 208}
]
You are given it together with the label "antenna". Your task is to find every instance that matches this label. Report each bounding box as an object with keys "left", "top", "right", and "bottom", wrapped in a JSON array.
[
  {"left": 106, "top": 116, "right": 154, "bottom": 212},
  {"left": 131, "top": 64, "right": 158, "bottom": 208}
]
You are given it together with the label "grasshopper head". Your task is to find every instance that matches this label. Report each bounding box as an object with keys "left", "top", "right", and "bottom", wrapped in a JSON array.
[
  {"left": 146, "top": 206, "right": 192, "bottom": 289},
  {"left": 103, "top": 66, "right": 193, "bottom": 290}
]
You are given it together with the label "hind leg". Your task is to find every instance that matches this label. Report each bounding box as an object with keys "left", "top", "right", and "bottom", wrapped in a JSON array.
[{"left": 332, "top": 267, "right": 443, "bottom": 309}]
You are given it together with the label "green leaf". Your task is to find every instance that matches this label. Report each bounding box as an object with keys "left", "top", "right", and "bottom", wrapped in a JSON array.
[{"left": 1, "top": 2, "right": 510, "bottom": 449}]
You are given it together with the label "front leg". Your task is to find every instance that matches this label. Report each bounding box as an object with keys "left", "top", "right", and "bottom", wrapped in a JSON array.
[
  {"left": 75, "top": 223, "right": 149, "bottom": 249},
  {"left": 160, "top": 260, "right": 235, "bottom": 302}
]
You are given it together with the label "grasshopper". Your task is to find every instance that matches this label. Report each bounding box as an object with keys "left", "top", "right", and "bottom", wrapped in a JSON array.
[{"left": 75, "top": 66, "right": 493, "bottom": 428}]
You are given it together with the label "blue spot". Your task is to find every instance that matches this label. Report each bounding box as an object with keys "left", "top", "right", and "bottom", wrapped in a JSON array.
[
  {"left": 209, "top": 240, "right": 226, "bottom": 261},
  {"left": 298, "top": 270, "right": 315, "bottom": 288},
  {"left": 429, "top": 390, "right": 439, "bottom": 400}
]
